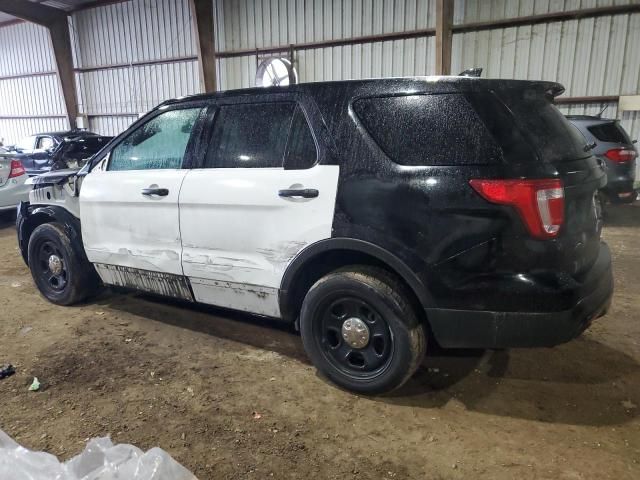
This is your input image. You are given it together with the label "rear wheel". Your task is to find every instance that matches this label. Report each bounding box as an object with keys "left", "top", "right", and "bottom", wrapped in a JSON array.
[
  {"left": 28, "top": 222, "right": 99, "bottom": 305},
  {"left": 300, "top": 266, "right": 426, "bottom": 394}
]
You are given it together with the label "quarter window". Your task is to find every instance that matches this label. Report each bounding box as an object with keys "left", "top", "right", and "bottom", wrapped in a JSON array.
[
  {"left": 109, "top": 108, "right": 202, "bottom": 171},
  {"left": 205, "top": 102, "right": 296, "bottom": 168},
  {"left": 353, "top": 94, "right": 500, "bottom": 166}
]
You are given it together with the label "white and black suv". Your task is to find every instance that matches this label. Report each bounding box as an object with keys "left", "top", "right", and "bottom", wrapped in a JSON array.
[{"left": 17, "top": 78, "right": 613, "bottom": 394}]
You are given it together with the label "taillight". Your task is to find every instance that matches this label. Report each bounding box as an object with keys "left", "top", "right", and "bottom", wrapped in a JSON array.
[
  {"left": 469, "top": 179, "right": 565, "bottom": 239},
  {"left": 8, "top": 159, "right": 26, "bottom": 178},
  {"left": 604, "top": 148, "right": 637, "bottom": 163}
]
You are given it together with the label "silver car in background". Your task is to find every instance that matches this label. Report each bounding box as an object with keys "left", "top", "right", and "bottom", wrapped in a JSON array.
[{"left": 0, "top": 155, "right": 30, "bottom": 218}]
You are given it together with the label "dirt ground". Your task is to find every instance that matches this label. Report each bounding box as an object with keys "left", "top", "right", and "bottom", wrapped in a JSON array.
[{"left": 1, "top": 205, "right": 639, "bottom": 480}]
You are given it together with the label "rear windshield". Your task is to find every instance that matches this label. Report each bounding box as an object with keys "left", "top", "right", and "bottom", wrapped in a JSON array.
[
  {"left": 497, "top": 89, "right": 590, "bottom": 163},
  {"left": 587, "top": 122, "right": 630, "bottom": 144},
  {"left": 352, "top": 94, "right": 502, "bottom": 166}
]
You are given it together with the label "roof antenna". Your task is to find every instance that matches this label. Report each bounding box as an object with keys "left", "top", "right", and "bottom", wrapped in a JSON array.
[
  {"left": 596, "top": 104, "right": 608, "bottom": 118},
  {"left": 459, "top": 68, "right": 483, "bottom": 77}
]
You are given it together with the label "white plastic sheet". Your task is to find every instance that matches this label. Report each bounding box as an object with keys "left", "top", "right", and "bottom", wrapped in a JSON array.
[{"left": 0, "top": 429, "right": 198, "bottom": 480}]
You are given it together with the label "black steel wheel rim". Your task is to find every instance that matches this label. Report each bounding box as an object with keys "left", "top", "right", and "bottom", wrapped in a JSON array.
[
  {"left": 314, "top": 294, "right": 394, "bottom": 379},
  {"left": 35, "top": 240, "right": 68, "bottom": 292}
]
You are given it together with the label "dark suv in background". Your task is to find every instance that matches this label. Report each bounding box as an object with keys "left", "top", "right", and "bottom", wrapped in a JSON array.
[{"left": 568, "top": 115, "right": 638, "bottom": 203}]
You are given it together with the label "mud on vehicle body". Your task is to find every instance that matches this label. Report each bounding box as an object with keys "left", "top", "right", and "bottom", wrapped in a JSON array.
[{"left": 18, "top": 77, "right": 613, "bottom": 394}]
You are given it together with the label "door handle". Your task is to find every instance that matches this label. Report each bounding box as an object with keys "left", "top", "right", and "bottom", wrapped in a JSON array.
[
  {"left": 142, "top": 187, "right": 169, "bottom": 196},
  {"left": 278, "top": 188, "right": 319, "bottom": 198}
]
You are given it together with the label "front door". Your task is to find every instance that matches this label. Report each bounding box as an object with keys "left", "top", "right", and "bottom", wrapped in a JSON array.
[
  {"left": 179, "top": 100, "right": 339, "bottom": 317},
  {"left": 80, "top": 106, "right": 204, "bottom": 299}
]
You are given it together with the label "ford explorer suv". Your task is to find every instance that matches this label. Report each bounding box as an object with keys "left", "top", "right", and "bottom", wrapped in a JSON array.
[
  {"left": 567, "top": 115, "right": 638, "bottom": 203},
  {"left": 16, "top": 78, "right": 613, "bottom": 394}
]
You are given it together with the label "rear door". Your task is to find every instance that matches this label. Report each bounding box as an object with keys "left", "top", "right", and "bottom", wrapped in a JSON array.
[
  {"left": 179, "top": 97, "right": 339, "bottom": 317},
  {"left": 80, "top": 106, "right": 204, "bottom": 299}
]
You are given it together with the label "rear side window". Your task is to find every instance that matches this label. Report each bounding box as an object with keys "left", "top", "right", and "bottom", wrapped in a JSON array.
[
  {"left": 587, "top": 123, "right": 630, "bottom": 144},
  {"left": 205, "top": 102, "right": 295, "bottom": 168},
  {"left": 353, "top": 94, "right": 501, "bottom": 166},
  {"left": 109, "top": 108, "right": 202, "bottom": 171}
]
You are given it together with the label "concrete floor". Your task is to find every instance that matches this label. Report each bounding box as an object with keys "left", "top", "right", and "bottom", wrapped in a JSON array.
[{"left": 0, "top": 204, "right": 639, "bottom": 480}]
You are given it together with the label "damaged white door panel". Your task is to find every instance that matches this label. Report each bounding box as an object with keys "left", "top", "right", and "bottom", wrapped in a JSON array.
[
  {"left": 79, "top": 106, "right": 202, "bottom": 299},
  {"left": 80, "top": 169, "right": 187, "bottom": 276},
  {"left": 179, "top": 165, "right": 339, "bottom": 317}
]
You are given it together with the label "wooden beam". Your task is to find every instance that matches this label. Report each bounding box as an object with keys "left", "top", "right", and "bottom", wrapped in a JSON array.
[
  {"left": 0, "top": 0, "right": 65, "bottom": 26},
  {"left": 216, "top": 27, "right": 437, "bottom": 58},
  {"left": 190, "top": 0, "right": 217, "bottom": 93},
  {"left": 452, "top": 4, "right": 640, "bottom": 33},
  {"left": 555, "top": 95, "right": 619, "bottom": 104},
  {"left": 435, "top": 0, "right": 454, "bottom": 75},
  {"left": 48, "top": 17, "right": 79, "bottom": 129}
]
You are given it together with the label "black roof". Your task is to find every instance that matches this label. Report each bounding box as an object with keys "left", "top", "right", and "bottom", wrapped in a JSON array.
[{"left": 159, "top": 76, "right": 565, "bottom": 108}]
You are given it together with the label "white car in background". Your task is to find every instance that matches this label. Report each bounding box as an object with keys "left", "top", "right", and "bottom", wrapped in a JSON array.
[{"left": 0, "top": 156, "right": 30, "bottom": 217}]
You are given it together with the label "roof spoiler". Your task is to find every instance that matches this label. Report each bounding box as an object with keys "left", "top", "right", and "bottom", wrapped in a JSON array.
[
  {"left": 458, "top": 68, "right": 483, "bottom": 78},
  {"left": 546, "top": 83, "right": 565, "bottom": 98}
]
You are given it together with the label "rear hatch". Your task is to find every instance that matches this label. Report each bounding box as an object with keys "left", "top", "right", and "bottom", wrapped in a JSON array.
[{"left": 494, "top": 86, "right": 606, "bottom": 277}]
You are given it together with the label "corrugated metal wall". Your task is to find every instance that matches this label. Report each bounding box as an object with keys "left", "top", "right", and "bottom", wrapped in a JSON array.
[
  {"left": 215, "top": 0, "right": 437, "bottom": 90},
  {"left": 452, "top": 0, "right": 640, "bottom": 98},
  {"left": 0, "top": 22, "right": 68, "bottom": 145},
  {"left": 0, "top": 0, "right": 638, "bottom": 142},
  {"left": 213, "top": 0, "right": 640, "bottom": 140},
  {"left": 69, "top": 0, "right": 201, "bottom": 136}
]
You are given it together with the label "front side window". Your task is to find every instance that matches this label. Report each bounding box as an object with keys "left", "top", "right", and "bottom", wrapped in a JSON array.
[
  {"left": 205, "top": 102, "right": 296, "bottom": 168},
  {"left": 109, "top": 108, "right": 202, "bottom": 171}
]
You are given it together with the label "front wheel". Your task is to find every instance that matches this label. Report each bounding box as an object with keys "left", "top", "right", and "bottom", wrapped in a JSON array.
[
  {"left": 28, "top": 222, "right": 99, "bottom": 305},
  {"left": 300, "top": 266, "right": 426, "bottom": 394}
]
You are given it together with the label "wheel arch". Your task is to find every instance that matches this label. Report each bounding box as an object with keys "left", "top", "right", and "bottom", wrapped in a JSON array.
[
  {"left": 17, "top": 203, "right": 84, "bottom": 264},
  {"left": 278, "top": 238, "right": 432, "bottom": 327}
]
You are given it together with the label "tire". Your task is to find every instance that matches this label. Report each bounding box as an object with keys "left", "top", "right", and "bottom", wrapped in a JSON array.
[
  {"left": 27, "top": 222, "right": 99, "bottom": 305},
  {"left": 300, "top": 266, "right": 427, "bottom": 394}
]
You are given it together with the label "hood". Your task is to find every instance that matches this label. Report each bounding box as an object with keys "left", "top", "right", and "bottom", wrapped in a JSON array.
[{"left": 31, "top": 168, "right": 80, "bottom": 186}]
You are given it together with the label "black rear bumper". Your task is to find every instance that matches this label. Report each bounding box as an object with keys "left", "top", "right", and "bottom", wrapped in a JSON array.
[{"left": 426, "top": 242, "right": 613, "bottom": 348}]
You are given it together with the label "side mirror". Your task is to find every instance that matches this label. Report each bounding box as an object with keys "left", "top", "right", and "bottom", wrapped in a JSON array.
[{"left": 633, "top": 139, "right": 638, "bottom": 144}]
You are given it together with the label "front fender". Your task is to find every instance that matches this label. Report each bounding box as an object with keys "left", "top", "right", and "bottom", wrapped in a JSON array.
[{"left": 17, "top": 202, "right": 83, "bottom": 264}]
